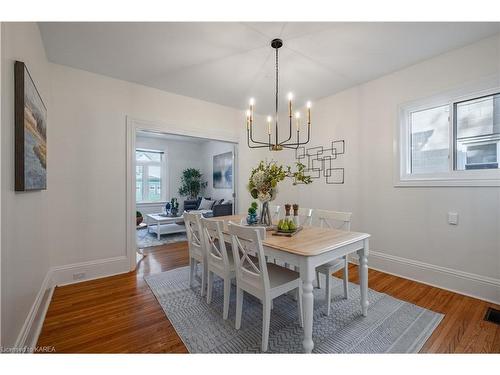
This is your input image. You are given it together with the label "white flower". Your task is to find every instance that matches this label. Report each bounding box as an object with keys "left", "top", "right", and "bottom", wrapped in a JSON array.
[{"left": 252, "top": 170, "right": 266, "bottom": 189}]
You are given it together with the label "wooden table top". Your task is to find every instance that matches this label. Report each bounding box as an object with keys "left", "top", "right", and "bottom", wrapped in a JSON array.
[{"left": 207, "top": 215, "right": 370, "bottom": 256}]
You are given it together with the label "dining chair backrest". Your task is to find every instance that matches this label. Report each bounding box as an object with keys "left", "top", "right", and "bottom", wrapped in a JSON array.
[
  {"left": 297, "top": 207, "right": 314, "bottom": 226},
  {"left": 313, "top": 209, "right": 352, "bottom": 231},
  {"left": 268, "top": 205, "right": 281, "bottom": 224},
  {"left": 227, "top": 222, "right": 269, "bottom": 292},
  {"left": 184, "top": 211, "right": 204, "bottom": 255},
  {"left": 200, "top": 218, "right": 230, "bottom": 269}
]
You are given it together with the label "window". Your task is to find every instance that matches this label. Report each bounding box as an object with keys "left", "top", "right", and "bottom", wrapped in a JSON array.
[
  {"left": 397, "top": 83, "right": 500, "bottom": 186},
  {"left": 136, "top": 149, "right": 166, "bottom": 202},
  {"left": 455, "top": 94, "right": 500, "bottom": 171}
]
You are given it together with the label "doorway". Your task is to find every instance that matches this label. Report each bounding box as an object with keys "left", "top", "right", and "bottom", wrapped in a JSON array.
[{"left": 126, "top": 118, "right": 238, "bottom": 269}]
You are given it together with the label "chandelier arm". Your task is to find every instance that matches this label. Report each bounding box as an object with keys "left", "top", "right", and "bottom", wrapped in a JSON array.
[
  {"left": 248, "top": 127, "right": 273, "bottom": 146},
  {"left": 278, "top": 114, "right": 293, "bottom": 146},
  {"left": 247, "top": 131, "right": 274, "bottom": 148},
  {"left": 280, "top": 122, "right": 311, "bottom": 148}
]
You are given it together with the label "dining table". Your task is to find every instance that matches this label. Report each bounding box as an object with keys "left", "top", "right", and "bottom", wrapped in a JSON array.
[{"left": 207, "top": 214, "right": 371, "bottom": 353}]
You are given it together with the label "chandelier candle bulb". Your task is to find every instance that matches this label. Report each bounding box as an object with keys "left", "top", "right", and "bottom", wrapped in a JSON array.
[
  {"left": 295, "top": 112, "right": 301, "bottom": 131},
  {"left": 288, "top": 93, "right": 293, "bottom": 117},
  {"left": 246, "top": 109, "right": 251, "bottom": 129},
  {"left": 267, "top": 116, "right": 272, "bottom": 134},
  {"left": 307, "top": 102, "right": 311, "bottom": 125}
]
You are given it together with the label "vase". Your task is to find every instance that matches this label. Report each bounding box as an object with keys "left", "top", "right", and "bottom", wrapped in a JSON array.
[
  {"left": 259, "top": 201, "right": 272, "bottom": 226},
  {"left": 246, "top": 213, "right": 258, "bottom": 225}
]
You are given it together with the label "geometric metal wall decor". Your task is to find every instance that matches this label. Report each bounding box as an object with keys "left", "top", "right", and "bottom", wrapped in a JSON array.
[{"left": 295, "top": 140, "right": 345, "bottom": 184}]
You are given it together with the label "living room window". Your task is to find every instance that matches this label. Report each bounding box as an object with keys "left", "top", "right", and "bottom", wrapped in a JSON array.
[
  {"left": 136, "top": 149, "right": 166, "bottom": 202},
  {"left": 396, "top": 81, "right": 500, "bottom": 186}
]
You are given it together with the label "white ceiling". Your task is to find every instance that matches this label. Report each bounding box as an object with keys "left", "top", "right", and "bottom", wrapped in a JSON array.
[{"left": 39, "top": 22, "right": 500, "bottom": 114}]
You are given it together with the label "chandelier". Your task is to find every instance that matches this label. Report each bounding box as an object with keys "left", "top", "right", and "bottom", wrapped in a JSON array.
[{"left": 246, "top": 38, "right": 311, "bottom": 151}]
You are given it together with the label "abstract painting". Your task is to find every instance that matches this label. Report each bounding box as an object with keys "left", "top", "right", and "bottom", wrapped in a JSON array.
[
  {"left": 213, "top": 152, "right": 233, "bottom": 189},
  {"left": 15, "top": 61, "right": 47, "bottom": 191}
]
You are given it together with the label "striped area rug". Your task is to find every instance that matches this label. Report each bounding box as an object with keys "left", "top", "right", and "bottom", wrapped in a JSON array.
[{"left": 145, "top": 266, "right": 443, "bottom": 353}]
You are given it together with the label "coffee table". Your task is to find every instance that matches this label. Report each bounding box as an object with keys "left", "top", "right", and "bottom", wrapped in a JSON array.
[{"left": 146, "top": 213, "right": 186, "bottom": 240}]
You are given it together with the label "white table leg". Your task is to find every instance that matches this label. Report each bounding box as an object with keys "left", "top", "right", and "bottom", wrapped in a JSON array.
[
  {"left": 357, "top": 239, "right": 369, "bottom": 316},
  {"left": 299, "top": 257, "right": 315, "bottom": 353},
  {"left": 157, "top": 221, "right": 161, "bottom": 240}
]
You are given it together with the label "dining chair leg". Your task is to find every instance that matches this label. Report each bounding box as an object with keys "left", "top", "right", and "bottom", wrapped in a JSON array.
[
  {"left": 316, "top": 270, "right": 321, "bottom": 289},
  {"left": 343, "top": 259, "right": 349, "bottom": 299},
  {"left": 235, "top": 287, "right": 243, "bottom": 330},
  {"left": 326, "top": 271, "right": 332, "bottom": 316},
  {"left": 262, "top": 299, "right": 271, "bottom": 352},
  {"left": 206, "top": 271, "right": 214, "bottom": 304},
  {"left": 297, "top": 286, "right": 304, "bottom": 328},
  {"left": 223, "top": 278, "right": 231, "bottom": 320},
  {"left": 200, "top": 261, "right": 207, "bottom": 297},
  {"left": 189, "top": 258, "right": 195, "bottom": 288}
]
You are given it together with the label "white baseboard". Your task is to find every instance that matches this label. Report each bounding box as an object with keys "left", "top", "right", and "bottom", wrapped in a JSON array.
[
  {"left": 14, "top": 270, "right": 54, "bottom": 352},
  {"left": 12, "top": 255, "right": 131, "bottom": 352},
  {"left": 51, "top": 255, "right": 131, "bottom": 286},
  {"left": 350, "top": 251, "right": 500, "bottom": 305}
]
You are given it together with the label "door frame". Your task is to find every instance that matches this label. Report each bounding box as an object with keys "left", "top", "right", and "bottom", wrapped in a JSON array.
[{"left": 126, "top": 116, "right": 239, "bottom": 270}]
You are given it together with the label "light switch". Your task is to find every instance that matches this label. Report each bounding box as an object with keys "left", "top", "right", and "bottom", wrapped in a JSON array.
[{"left": 448, "top": 212, "right": 458, "bottom": 225}]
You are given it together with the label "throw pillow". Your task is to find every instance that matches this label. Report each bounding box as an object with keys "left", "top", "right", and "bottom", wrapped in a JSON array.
[
  {"left": 211, "top": 199, "right": 224, "bottom": 209},
  {"left": 198, "top": 198, "right": 213, "bottom": 211}
]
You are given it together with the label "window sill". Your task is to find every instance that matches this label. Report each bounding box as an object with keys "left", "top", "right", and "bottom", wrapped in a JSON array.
[
  {"left": 394, "top": 177, "right": 500, "bottom": 187},
  {"left": 137, "top": 201, "right": 168, "bottom": 206}
]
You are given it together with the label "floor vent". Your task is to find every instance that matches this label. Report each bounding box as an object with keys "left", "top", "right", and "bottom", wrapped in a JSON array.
[{"left": 484, "top": 307, "right": 500, "bottom": 325}]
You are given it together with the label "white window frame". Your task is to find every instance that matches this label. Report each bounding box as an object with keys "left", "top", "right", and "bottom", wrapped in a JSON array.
[
  {"left": 136, "top": 148, "right": 168, "bottom": 203},
  {"left": 395, "top": 76, "right": 500, "bottom": 187}
]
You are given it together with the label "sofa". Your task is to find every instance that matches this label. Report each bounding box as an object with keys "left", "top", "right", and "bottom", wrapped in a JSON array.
[{"left": 183, "top": 197, "right": 233, "bottom": 217}]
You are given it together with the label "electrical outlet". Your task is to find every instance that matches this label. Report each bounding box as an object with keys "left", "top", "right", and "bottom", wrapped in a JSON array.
[
  {"left": 73, "top": 272, "right": 86, "bottom": 280},
  {"left": 448, "top": 212, "right": 458, "bottom": 225}
]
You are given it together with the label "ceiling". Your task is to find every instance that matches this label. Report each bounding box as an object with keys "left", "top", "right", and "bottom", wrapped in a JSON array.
[{"left": 39, "top": 22, "right": 500, "bottom": 114}]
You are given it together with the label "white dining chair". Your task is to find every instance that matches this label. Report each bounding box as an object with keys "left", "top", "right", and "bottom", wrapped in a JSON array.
[
  {"left": 228, "top": 222, "right": 303, "bottom": 352},
  {"left": 184, "top": 211, "right": 207, "bottom": 296},
  {"left": 314, "top": 209, "right": 352, "bottom": 316},
  {"left": 201, "top": 217, "right": 235, "bottom": 320}
]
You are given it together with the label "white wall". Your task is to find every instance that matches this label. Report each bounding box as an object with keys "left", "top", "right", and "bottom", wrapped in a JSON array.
[
  {"left": 48, "top": 62, "right": 263, "bottom": 269},
  {"left": 266, "top": 34, "right": 500, "bottom": 302},
  {"left": 1, "top": 23, "right": 51, "bottom": 347},
  {"left": 201, "top": 140, "right": 235, "bottom": 203}
]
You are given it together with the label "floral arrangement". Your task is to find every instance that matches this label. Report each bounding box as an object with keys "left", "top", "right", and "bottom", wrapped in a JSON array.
[{"left": 247, "top": 161, "right": 312, "bottom": 202}]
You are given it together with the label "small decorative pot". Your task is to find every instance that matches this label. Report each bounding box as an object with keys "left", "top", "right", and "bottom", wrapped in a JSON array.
[
  {"left": 247, "top": 213, "right": 258, "bottom": 225},
  {"left": 136, "top": 216, "right": 143, "bottom": 226},
  {"left": 171, "top": 208, "right": 179, "bottom": 217}
]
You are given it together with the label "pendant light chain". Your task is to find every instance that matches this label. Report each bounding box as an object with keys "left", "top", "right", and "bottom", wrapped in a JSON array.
[{"left": 275, "top": 46, "right": 279, "bottom": 146}]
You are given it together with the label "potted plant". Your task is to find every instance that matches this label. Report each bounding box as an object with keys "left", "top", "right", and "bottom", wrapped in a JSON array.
[
  {"left": 136, "top": 211, "right": 143, "bottom": 226},
  {"left": 178, "top": 168, "right": 208, "bottom": 199},
  {"left": 247, "top": 201, "right": 259, "bottom": 225},
  {"left": 247, "top": 161, "right": 311, "bottom": 226},
  {"left": 170, "top": 197, "right": 180, "bottom": 216}
]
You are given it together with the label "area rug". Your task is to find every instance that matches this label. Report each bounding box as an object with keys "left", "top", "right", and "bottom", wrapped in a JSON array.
[
  {"left": 136, "top": 227, "right": 187, "bottom": 248},
  {"left": 145, "top": 266, "right": 443, "bottom": 353}
]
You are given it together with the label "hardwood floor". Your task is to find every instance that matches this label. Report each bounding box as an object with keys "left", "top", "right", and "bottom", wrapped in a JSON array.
[{"left": 37, "top": 241, "right": 500, "bottom": 353}]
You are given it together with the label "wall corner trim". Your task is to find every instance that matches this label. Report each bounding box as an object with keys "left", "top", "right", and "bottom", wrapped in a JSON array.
[{"left": 13, "top": 270, "right": 54, "bottom": 352}]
